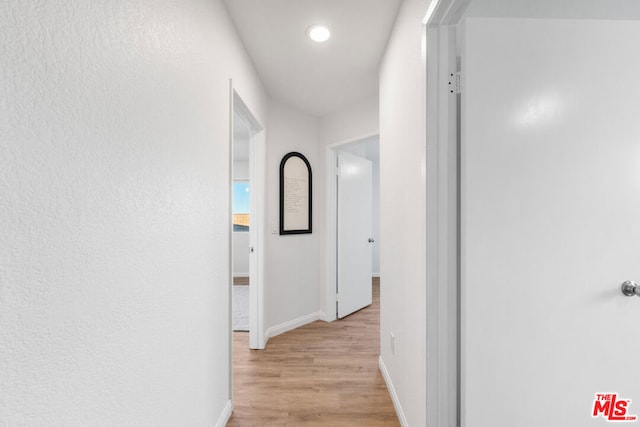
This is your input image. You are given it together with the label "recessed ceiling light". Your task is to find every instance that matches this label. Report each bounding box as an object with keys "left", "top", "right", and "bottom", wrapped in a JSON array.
[{"left": 307, "top": 25, "right": 330, "bottom": 43}]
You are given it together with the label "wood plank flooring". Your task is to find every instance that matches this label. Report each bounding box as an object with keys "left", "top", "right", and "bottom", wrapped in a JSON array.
[
  {"left": 227, "top": 278, "right": 399, "bottom": 426},
  {"left": 233, "top": 276, "right": 250, "bottom": 286}
]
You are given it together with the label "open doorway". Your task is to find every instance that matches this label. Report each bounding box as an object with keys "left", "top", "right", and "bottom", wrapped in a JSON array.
[
  {"left": 230, "top": 88, "right": 265, "bottom": 353},
  {"left": 326, "top": 135, "right": 380, "bottom": 320},
  {"left": 232, "top": 114, "right": 251, "bottom": 332}
]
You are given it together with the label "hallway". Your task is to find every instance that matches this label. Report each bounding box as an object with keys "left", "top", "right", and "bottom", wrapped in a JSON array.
[{"left": 228, "top": 279, "right": 399, "bottom": 426}]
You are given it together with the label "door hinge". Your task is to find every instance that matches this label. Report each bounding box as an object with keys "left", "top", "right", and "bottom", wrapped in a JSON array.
[{"left": 449, "top": 71, "right": 461, "bottom": 94}]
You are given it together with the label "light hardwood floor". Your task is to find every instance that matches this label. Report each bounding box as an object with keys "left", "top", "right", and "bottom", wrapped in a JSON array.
[
  {"left": 227, "top": 278, "right": 399, "bottom": 426},
  {"left": 233, "top": 276, "right": 250, "bottom": 286}
]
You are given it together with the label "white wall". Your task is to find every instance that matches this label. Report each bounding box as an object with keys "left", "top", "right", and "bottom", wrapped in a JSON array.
[
  {"left": 232, "top": 231, "right": 250, "bottom": 277},
  {"left": 379, "top": 0, "right": 430, "bottom": 425},
  {"left": 320, "top": 94, "right": 379, "bottom": 145},
  {"left": 0, "top": 1, "right": 266, "bottom": 425},
  {"left": 233, "top": 160, "right": 249, "bottom": 181},
  {"left": 263, "top": 100, "right": 322, "bottom": 334}
]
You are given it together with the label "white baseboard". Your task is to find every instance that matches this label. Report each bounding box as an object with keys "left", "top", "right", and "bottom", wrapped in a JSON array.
[
  {"left": 379, "top": 356, "right": 408, "bottom": 426},
  {"left": 317, "top": 311, "right": 332, "bottom": 322},
  {"left": 232, "top": 272, "right": 249, "bottom": 278},
  {"left": 215, "top": 399, "right": 233, "bottom": 427},
  {"left": 264, "top": 311, "right": 323, "bottom": 344},
  {"left": 373, "top": 272, "right": 381, "bottom": 278}
]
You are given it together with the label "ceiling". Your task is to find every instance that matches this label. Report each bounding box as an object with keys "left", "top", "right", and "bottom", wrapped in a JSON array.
[{"left": 223, "top": 0, "right": 402, "bottom": 117}]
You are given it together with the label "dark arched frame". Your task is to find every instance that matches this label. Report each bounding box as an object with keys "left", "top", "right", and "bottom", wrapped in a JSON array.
[{"left": 279, "top": 152, "right": 312, "bottom": 235}]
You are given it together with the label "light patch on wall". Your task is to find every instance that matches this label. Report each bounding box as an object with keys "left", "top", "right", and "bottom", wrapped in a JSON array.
[
  {"left": 513, "top": 94, "right": 564, "bottom": 128},
  {"left": 341, "top": 164, "right": 362, "bottom": 177}
]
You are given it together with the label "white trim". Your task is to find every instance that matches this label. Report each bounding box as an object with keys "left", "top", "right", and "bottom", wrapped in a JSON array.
[
  {"left": 423, "top": 0, "right": 441, "bottom": 23},
  {"left": 324, "top": 132, "right": 380, "bottom": 322},
  {"left": 264, "top": 311, "right": 323, "bottom": 344},
  {"left": 215, "top": 399, "right": 233, "bottom": 427},
  {"left": 252, "top": 129, "right": 266, "bottom": 349},
  {"left": 424, "top": 1, "right": 471, "bottom": 426},
  {"left": 316, "top": 310, "right": 330, "bottom": 322},
  {"left": 228, "top": 80, "right": 234, "bottom": 409},
  {"left": 232, "top": 272, "right": 249, "bottom": 278},
  {"left": 324, "top": 147, "right": 338, "bottom": 322},
  {"left": 379, "top": 356, "right": 408, "bottom": 427},
  {"left": 427, "top": 0, "right": 472, "bottom": 23},
  {"left": 372, "top": 272, "right": 381, "bottom": 278}
]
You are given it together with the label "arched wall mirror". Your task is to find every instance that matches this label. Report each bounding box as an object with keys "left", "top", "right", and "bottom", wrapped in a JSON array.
[{"left": 279, "top": 152, "right": 312, "bottom": 235}]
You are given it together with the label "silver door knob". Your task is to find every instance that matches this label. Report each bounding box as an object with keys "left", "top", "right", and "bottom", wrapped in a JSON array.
[{"left": 621, "top": 280, "right": 640, "bottom": 297}]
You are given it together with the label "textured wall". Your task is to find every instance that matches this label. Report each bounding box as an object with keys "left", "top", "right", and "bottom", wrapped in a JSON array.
[{"left": 0, "top": 1, "right": 266, "bottom": 425}]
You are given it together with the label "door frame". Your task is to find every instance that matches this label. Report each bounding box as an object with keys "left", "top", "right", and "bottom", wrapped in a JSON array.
[
  {"left": 324, "top": 133, "right": 378, "bottom": 322},
  {"left": 229, "top": 84, "right": 266, "bottom": 362},
  {"left": 423, "top": 0, "right": 471, "bottom": 426}
]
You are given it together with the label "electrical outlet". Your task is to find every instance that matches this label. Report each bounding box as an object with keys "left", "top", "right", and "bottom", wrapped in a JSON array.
[{"left": 390, "top": 332, "right": 395, "bottom": 355}]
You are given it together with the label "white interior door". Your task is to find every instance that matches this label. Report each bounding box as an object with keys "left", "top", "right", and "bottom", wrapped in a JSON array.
[
  {"left": 462, "top": 18, "right": 640, "bottom": 425},
  {"left": 337, "top": 151, "right": 373, "bottom": 319}
]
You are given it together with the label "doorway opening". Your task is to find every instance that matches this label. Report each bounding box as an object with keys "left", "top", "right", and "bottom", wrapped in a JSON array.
[
  {"left": 232, "top": 117, "right": 251, "bottom": 333},
  {"left": 326, "top": 135, "right": 380, "bottom": 321},
  {"left": 230, "top": 87, "right": 265, "bottom": 355}
]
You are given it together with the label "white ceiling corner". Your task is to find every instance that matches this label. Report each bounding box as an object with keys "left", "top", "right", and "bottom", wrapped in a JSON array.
[{"left": 224, "top": 0, "right": 401, "bottom": 117}]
